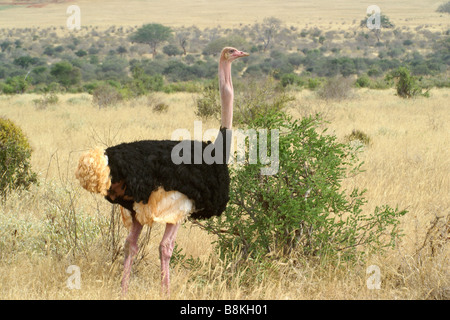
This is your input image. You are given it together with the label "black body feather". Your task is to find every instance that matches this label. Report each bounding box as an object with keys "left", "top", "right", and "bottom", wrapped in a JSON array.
[{"left": 104, "top": 128, "right": 231, "bottom": 219}]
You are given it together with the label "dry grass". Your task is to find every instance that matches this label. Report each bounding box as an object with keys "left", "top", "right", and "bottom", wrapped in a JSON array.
[
  {"left": 0, "top": 88, "right": 448, "bottom": 300},
  {"left": 0, "top": 0, "right": 449, "bottom": 301},
  {"left": 0, "top": 0, "right": 448, "bottom": 31}
]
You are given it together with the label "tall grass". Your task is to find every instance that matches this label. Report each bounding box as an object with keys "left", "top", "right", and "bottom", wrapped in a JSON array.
[{"left": 0, "top": 90, "right": 448, "bottom": 299}]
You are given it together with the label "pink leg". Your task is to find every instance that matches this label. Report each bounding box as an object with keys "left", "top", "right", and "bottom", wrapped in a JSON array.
[
  {"left": 159, "top": 223, "right": 180, "bottom": 296},
  {"left": 121, "top": 217, "right": 143, "bottom": 297}
]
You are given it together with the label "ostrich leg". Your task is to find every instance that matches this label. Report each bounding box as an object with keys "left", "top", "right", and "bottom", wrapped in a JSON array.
[
  {"left": 121, "top": 217, "right": 143, "bottom": 297},
  {"left": 159, "top": 223, "right": 180, "bottom": 296}
]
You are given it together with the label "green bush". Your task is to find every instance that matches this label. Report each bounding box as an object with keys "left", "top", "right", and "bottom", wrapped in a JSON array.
[
  {"left": 233, "top": 77, "right": 294, "bottom": 126},
  {"left": 83, "top": 81, "right": 101, "bottom": 94},
  {"left": 436, "top": 1, "right": 450, "bottom": 14},
  {"left": 195, "top": 77, "right": 293, "bottom": 126},
  {"left": 367, "top": 67, "right": 382, "bottom": 77},
  {"left": 152, "top": 102, "right": 169, "bottom": 113},
  {"left": 307, "top": 78, "right": 322, "bottom": 90},
  {"left": 50, "top": 61, "right": 81, "bottom": 88},
  {"left": 369, "top": 77, "right": 391, "bottom": 90},
  {"left": 0, "top": 117, "right": 37, "bottom": 199},
  {"left": 355, "top": 75, "right": 371, "bottom": 88},
  {"left": 163, "top": 81, "right": 203, "bottom": 93},
  {"left": 95, "top": 56, "right": 129, "bottom": 82},
  {"left": 163, "top": 44, "right": 183, "bottom": 56},
  {"left": 280, "top": 73, "right": 305, "bottom": 88},
  {"left": 128, "top": 66, "right": 164, "bottom": 96},
  {"left": 195, "top": 80, "right": 221, "bottom": 120},
  {"left": 45, "top": 82, "right": 65, "bottom": 93},
  {"left": 2, "top": 76, "right": 29, "bottom": 94},
  {"left": 75, "top": 49, "right": 88, "bottom": 57},
  {"left": 202, "top": 111, "right": 406, "bottom": 263},
  {"left": 92, "top": 83, "right": 123, "bottom": 108},
  {"left": 403, "top": 39, "right": 413, "bottom": 46},
  {"left": 345, "top": 129, "right": 371, "bottom": 146},
  {"left": 386, "top": 66, "right": 429, "bottom": 98}
]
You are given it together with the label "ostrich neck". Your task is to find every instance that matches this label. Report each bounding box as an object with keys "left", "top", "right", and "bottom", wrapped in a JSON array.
[{"left": 219, "top": 60, "right": 233, "bottom": 129}]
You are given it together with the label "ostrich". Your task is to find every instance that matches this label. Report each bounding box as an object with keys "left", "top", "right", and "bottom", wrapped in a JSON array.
[{"left": 75, "top": 47, "right": 249, "bottom": 296}]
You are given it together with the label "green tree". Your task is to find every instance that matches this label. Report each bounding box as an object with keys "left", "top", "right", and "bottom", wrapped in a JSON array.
[
  {"left": 0, "top": 117, "right": 37, "bottom": 200},
  {"left": 200, "top": 111, "right": 406, "bottom": 263},
  {"left": 13, "top": 56, "right": 40, "bottom": 69},
  {"left": 130, "top": 23, "right": 173, "bottom": 57},
  {"left": 255, "top": 17, "right": 282, "bottom": 52},
  {"left": 175, "top": 30, "right": 190, "bottom": 55},
  {"left": 386, "top": 66, "right": 429, "bottom": 98},
  {"left": 3, "top": 76, "right": 30, "bottom": 94},
  {"left": 50, "top": 61, "right": 81, "bottom": 88},
  {"left": 128, "top": 66, "right": 164, "bottom": 95}
]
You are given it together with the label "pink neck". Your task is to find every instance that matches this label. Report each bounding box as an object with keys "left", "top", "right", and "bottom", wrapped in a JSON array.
[{"left": 219, "top": 59, "right": 233, "bottom": 129}]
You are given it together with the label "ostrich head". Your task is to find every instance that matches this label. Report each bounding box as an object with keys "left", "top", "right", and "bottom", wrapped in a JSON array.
[{"left": 220, "top": 47, "right": 249, "bottom": 62}]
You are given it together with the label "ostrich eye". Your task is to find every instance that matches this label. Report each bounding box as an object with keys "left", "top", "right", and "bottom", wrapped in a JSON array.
[{"left": 229, "top": 49, "right": 235, "bottom": 53}]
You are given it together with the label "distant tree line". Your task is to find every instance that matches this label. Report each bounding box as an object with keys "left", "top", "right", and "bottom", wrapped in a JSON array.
[{"left": 0, "top": 17, "right": 448, "bottom": 95}]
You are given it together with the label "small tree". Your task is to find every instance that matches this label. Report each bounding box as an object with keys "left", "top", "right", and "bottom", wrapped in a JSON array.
[
  {"left": 200, "top": 111, "right": 406, "bottom": 263},
  {"left": 255, "top": 17, "right": 282, "bottom": 52},
  {"left": 195, "top": 80, "right": 221, "bottom": 120},
  {"left": 50, "top": 61, "right": 81, "bottom": 88},
  {"left": 386, "top": 66, "right": 429, "bottom": 98},
  {"left": 233, "top": 77, "right": 294, "bottom": 126},
  {"left": 175, "top": 29, "right": 190, "bottom": 55},
  {"left": 13, "top": 56, "right": 40, "bottom": 69},
  {"left": 130, "top": 23, "right": 173, "bottom": 57}
]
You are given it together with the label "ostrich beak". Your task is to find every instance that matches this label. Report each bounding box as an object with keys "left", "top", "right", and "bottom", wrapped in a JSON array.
[{"left": 235, "top": 50, "right": 249, "bottom": 58}]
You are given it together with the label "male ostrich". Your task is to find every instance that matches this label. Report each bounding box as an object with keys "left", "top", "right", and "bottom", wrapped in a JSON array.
[{"left": 75, "top": 47, "right": 248, "bottom": 296}]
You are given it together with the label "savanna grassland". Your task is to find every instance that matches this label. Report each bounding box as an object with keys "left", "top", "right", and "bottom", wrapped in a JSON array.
[
  {"left": 1, "top": 89, "right": 448, "bottom": 300},
  {"left": 0, "top": 0, "right": 449, "bottom": 300}
]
